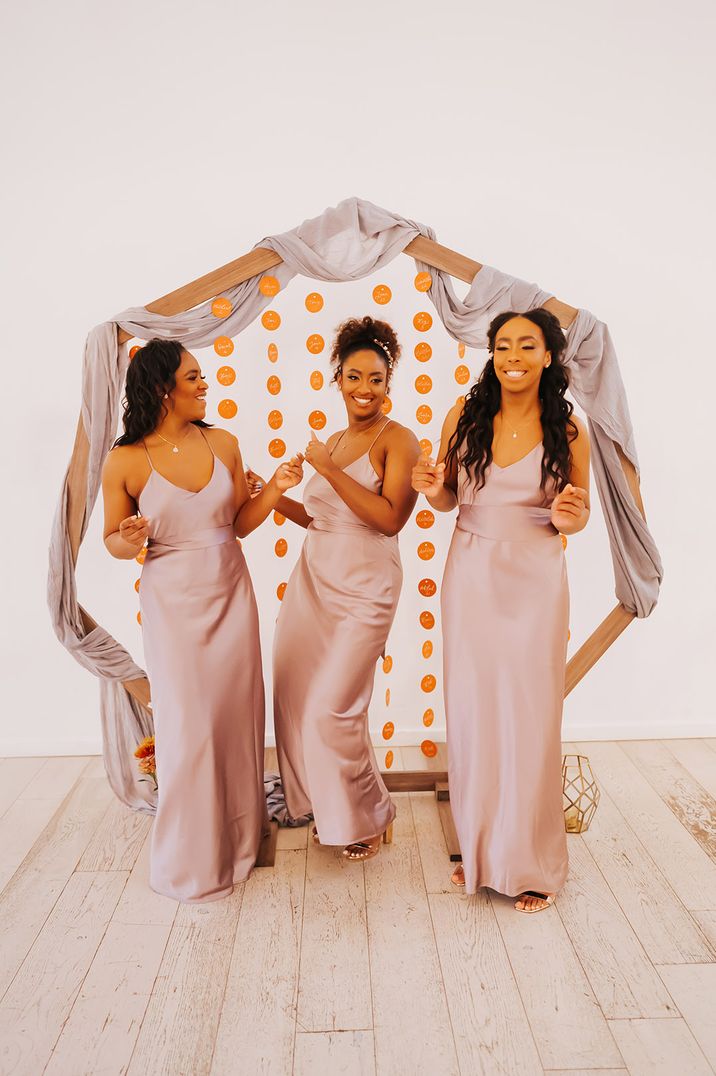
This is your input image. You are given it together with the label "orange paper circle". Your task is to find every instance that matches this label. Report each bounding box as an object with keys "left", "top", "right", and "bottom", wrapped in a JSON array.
[
  {"left": 268, "top": 410, "right": 283, "bottom": 429},
  {"left": 277, "top": 582, "right": 287, "bottom": 600},
  {"left": 129, "top": 345, "right": 141, "bottom": 359},
  {"left": 414, "top": 271, "right": 432, "bottom": 292},
  {"left": 134, "top": 578, "right": 140, "bottom": 593},
  {"left": 306, "top": 333, "right": 325, "bottom": 354},
  {"left": 310, "top": 370, "right": 324, "bottom": 390},
  {"left": 382, "top": 656, "right": 393, "bottom": 674},
  {"left": 259, "top": 275, "right": 280, "bottom": 297},
  {"left": 416, "top": 509, "right": 434, "bottom": 529},
  {"left": 415, "top": 374, "right": 432, "bottom": 395},
  {"left": 416, "top": 405, "right": 432, "bottom": 425},
  {"left": 422, "top": 641, "right": 433, "bottom": 658},
  {"left": 421, "top": 739, "right": 438, "bottom": 758},
  {"left": 413, "top": 311, "right": 433, "bottom": 332},
  {"left": 268, "top": 438, "right": 286, "bottom": 458},
  {"left": 458, "top": 342, "right": 466, "bottom": 358},
  {"left": 273, "top": 511, "right": 286, "bottom": 525},
  {"left": 414, "top": 342, "right": 432, "bottom": 363},
  {"left": 137, "top": 611, "right": 142, "bottom": 625},
  {"left": 420, "top": 611, "right": 435, "bottom": 630},
  {"left": 385, "top": 688, "right": 391, "bottom": 707},
  {"left": 305, "top": 292, "right": 324, "bottom": 312},
  {"left": 423, "top": 708, "right": 434, "bottom": 727},
  {"left": 421, "top": 675, "right": 436, "bottom": 693},
  {"left": 214, "top": 336, "right": 234, "bottom": 357},
  {"left": 275, "top": 538, "right": 288, "bottom": 557},
  {"left": 267, "top": 375, "right": 281, "bottom": 395},
  {"left": 561, "top": 534, "right": 568, "bottom": 550},
  {"left": 381, "top": 397, "right": 393, "bottom": 414},
  {"left": 384, "top": 750, "right": 394, "bottom": 769},
  {"left": 217, "top": 366, "right": 235, "bottom": 386},
  {"left": 309, "top": 410, "right": 326, "bottom": 430},
  {"left": 268, "top": 343, "right": 279, "bottom": 363},
  {"left": 454, "top": 365, "right": 470, "bottom": 385},
  {"left": 135, "top": 547, "right": 146, "bottom": 565},
  {"left": 419, "top": 438, "right": 433, "bottom": 455},
  {"left": 261, "top": 310, "right": 281, "bottom": 331},
  {"left": 218, "top": 399, "right": 237, "bottom": 419},
  {"left": 418, "top": 578, "right": 437, "bottom": 596},
  {"left": 212, "top": 297, "right": 232, "bottom": 318},
  {"left": 418, "top": 542, "right": 435, "bottom": 560},
  {"left": 372, "top": 284, "right": 392, "bottom": 305},
  {"left": 382, "top": 721, "right": 394, "bottom": 740}
]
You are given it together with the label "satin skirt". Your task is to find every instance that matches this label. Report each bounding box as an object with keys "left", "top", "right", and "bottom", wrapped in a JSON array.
[
  {"left": 140, "top": 538, "right": 267, "bottom": 902},
  {"left": 441, "top": 507, "right": 570, "bottom": 896},
  {"left": 273, "top": 523, "right": 400, "bottom": 845}
]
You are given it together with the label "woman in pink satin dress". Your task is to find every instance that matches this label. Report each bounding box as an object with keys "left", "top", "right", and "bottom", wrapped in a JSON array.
[
  {"left": 102, "top": 338, "right": 303, "bottom": 902},
  {"left": 249, "top": 316, "right": 420, "bottom": 861},
  {"left": 413, "top": 308, "right": 591, "bottom": 913}
]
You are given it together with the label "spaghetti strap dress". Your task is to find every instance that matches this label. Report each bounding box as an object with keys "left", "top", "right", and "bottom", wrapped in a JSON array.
[
  {"left": 441, "top": 443, "right": 570, "bottom": 896},
  {"left": 273, "top": 419, "right": 400, "bottom": 846},
  {"left": 138, "top": 430, "right": 267, "bottom": 902}
]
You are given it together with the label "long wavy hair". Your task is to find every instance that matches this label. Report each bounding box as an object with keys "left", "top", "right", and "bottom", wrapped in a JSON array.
[
  {"left": 446, "top": 308, "right": 577, "bottom": 492},
  {"left": 114, "top": 339, "right": 212, "bottom": 447}
]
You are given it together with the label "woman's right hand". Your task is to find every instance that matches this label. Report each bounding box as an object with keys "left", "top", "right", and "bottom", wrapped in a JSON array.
[
  {"left": 118, "top": 514, "right": 150, "bottom": 552},
  {"left": 411, "top": 452, "right": 446, "bottom": 498}
]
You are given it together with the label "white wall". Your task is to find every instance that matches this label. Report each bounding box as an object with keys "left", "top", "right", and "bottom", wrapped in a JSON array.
[{"left": 2, "top": 0, "right": 714, "bottom": 755}]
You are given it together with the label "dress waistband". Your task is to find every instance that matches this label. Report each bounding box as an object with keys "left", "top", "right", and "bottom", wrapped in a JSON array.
[
  {"left": 148, "top": 524, "right": 236, "bottom": 552},
  {"left": 308, "top": 519, "right": 393, "bottom": 539},
  {"left": 456, "top": 504, "right": 558, "bottom": 542}
]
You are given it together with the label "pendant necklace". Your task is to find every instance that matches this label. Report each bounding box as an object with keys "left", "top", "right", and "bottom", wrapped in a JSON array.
[{"left": 155, "top": 426, "right": 192, "bottom": 454}]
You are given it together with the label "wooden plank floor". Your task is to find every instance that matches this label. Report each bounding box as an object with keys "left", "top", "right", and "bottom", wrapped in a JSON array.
[{"left": 0, "top": 740, "right": 715, "bottom": 1075}]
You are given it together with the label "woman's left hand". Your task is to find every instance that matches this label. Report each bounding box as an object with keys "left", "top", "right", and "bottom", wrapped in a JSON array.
[
  {"left": 551, "top": 483, "right": 589, "bottom": 533},
  {"left": 273, "top": 453, "right": 304, "bottom": 492},
  {"left": 304, "top": 432, "right": 335, "bottom": 477}
]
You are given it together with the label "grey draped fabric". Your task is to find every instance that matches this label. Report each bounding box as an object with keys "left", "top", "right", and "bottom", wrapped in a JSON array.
[{"left": 48, "top": 196, "right": 662, "bottom": 811}]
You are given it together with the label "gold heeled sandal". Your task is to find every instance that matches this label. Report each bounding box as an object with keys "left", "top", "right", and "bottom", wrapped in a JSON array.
[
  {"left": 514, "top": 891, "right": 555, "bottom": 914},
  {"left": 342, "top": 822, "right": 393, "bottom": 862}
]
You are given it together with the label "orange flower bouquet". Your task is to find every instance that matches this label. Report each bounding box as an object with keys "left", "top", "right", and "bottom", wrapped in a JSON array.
[{"left": 134, "top": 736, "right": 157, "bottom": 791}]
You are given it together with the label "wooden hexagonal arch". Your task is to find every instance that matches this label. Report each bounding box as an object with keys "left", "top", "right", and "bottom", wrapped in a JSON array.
[{"left": 64, "top": 233, "right": 646, "bottom": 805}]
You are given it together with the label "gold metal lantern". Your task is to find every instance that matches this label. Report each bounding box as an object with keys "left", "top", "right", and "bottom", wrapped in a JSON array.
[{"left": 562, "top": 754, "right": 600, "bottom": 833}]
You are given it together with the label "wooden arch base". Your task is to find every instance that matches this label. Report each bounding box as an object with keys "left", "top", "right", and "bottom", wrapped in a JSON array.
[{"left": 67, "top": 234, "right": 646, "bottom": 866}]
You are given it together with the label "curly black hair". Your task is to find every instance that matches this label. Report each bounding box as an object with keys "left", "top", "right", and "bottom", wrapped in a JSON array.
[
  {"left": 114, "top": 339, "right": 212, "bottom": 447},
  {"left": 445, "top": 308, "right": 578, "bottom": 493},
  {"left": 329, "top": 316, "right": 401, "bottom": 388}
]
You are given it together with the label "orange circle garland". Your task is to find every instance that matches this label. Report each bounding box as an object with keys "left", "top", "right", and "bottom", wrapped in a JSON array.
[
  {"left": 259, "top": 275, "right": 280, "bottom": 297},
  {"left": 384, "top": 750, "right": 394, "bottom": 769},
  {"left": 458, "top": 342, "right": 466, "bottom": 358},
  {"left": 268, "top": 438, "right": 286, "bottom": 458},
  {"left": 385, "top": 688, "right": 391, "bottom": 706},
  {"left": 423, "top": 708, "right": 434, "bottom": 727},
  {"left": 418, "top": 542, "right": 435, "bottom": 560},
  {"left": 277, "top": 582, "right": 287, "bottom": 600},
  {"left": 416, "top": 509, "right": 434, "bottom": 529},
  {"left": 211, "top": 297, "right": 232, "bottom": 318},
  {"left": 418, "top": 578, "right": 437, "bottom": 596},
  {"left": 414, "top": 271, "right": 432, "bottom": 292},
  {"left": 273, "top": 511, "right": 286, "bottom": 525},
  {"left": 308, "top": 410, "right": 327, "bottom": 430},
  {"left": 372, "top": 284, "right": 392, "bottom": 304},
  {"left": 382, "top": 655, "right": 393, "bottom": 673},
  {"left": 422, "top": 640, "right": 433, "bottom": 659},
  {"left": 214, "top": 336, "right": 234, "bottom": 357},
  {"left": 268, "top": 410, "right": 283, "bottom": 429},
  {"left": 413, "top": 311, "right": 433, "bottom": 332},
  {"left": 129, "top": 345, "right": 141, "bottom": 359},
  {"left": 381, "top": 397, "right": 393, "bottom": 414},
  {"left": 267, "top": 375, "right": 281, "bottom": 395},
  {"left": 382, "top": 721, "right": 394, "bottom": 740},
  {"left": 310, "top": 370, "right": 324, "bottom": 390},
  {"left": 415, "top": 374, "right": 432, "bottom": 394},
  {"left": 306, "top": 333, "right": 325, "bottom": 354},
  {"left": 216, "top": 366, "right": 236, "bottom": 386},
  {"left": 261, "top": 310, "right": 281, "bottom": 331},
  {"left": 305, "top": 292, "right": 324, "bottom": 312},
  {"left": 421, "top": 675, "right": 436, "bottom": 693},
  {"left": 416, "top": 405, "right": 432, "bottom": 424},
  {"left": 419, "top": 438, "right": 433, "bottom": 455},
  {"left": 218, "top": 399, "right": 237, "bottom": 419},
  {"left": 454, "top": 365, "right": 470, "bottom": 385},
  {"left": 134, "top": 578, "right": 140, "bottom": 593},
  {"left": 275, "top": 538, "right": 288, "bottom": 557},
  {"left": 421, "top": 740, "right": 438, "bottom": 758},
  {"left": 268, "top": 343, "right": 279, "bottom": 363},
  {"left": 414, "top": 342, "right": 432, "bottom": 362},
  {"left": 420, "top": 611, "right": 435, "bottom": 630}
]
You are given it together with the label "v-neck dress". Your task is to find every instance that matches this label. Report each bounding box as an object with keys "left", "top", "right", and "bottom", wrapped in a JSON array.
[
  {"left": 272, "top": 423, "right": 400, "bottom": 845},
  {"left": 138, "top": 431, "right": 267, "bottom": 902},
  {"left": 441, "top": 442, "right": 570, "bottom": 896}
]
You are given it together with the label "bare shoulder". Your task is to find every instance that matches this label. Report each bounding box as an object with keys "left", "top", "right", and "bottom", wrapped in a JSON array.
[
  {"left": 102, "top": 442, "right": 142, "bottom": 479},
  {"left": 385, "top": 420, "right": 420, "bottom": 454},
  {"left": 570, "top": 414, "right": 589, "bottom": 441},
  {"left": 205, "top": 425, "right": 238, "bottom": 450}
]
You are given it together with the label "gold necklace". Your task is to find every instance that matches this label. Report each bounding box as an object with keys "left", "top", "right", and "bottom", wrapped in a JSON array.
[
  {"left": 154, "top": 426, "right": 192, "bottom": 454},
  {"left": 499, "top": 412, "right": 539, "bottom": 440}
]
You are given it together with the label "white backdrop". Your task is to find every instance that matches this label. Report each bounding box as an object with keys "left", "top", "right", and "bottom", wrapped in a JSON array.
[{"left": 2, "top": 0, "right": 714, "bottom": 755}]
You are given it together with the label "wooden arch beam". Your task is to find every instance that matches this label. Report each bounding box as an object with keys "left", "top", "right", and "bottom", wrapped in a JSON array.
[{"left": 68, "top": 233, "right": 644, "bottom": 715}]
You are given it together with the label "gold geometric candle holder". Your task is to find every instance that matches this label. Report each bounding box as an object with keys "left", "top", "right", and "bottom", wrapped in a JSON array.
[{"left": 562, "top": 753, "right": 600, "bottom": 833}]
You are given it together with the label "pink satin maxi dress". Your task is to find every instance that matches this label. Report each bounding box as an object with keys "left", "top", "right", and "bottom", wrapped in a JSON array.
[
  {"left": 441, "top": 443, "right": 570, "bottom": 897},
  {"left": 138, "top": 431, "right": 267, "bottom": 902},
  {"left": 273, "top": 420, "right": 399, "bottom": 846}
]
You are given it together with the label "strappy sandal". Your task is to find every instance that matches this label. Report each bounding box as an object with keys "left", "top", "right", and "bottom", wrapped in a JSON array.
[
  {"left": 342, "top": 822, "right": 394, "bottom": 862},
  {"left": 514, "top": 891, "right": 555, "bottom": 913},
  {"left": 311, "top": 826, "right": 320, "bottom": 845}
]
